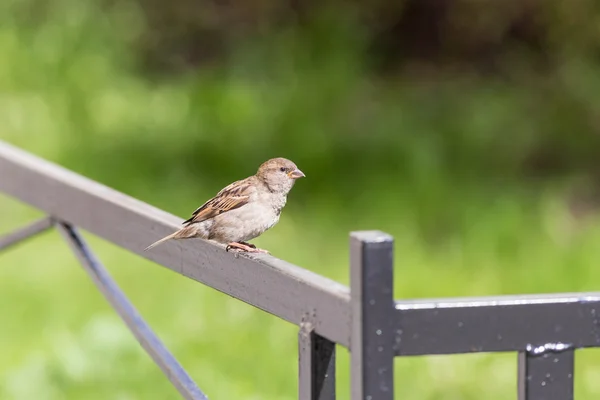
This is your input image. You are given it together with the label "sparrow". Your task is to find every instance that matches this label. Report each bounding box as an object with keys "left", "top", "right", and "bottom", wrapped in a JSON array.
[{"left": 144, "top": 157, "right": 305, "bottom": 253}]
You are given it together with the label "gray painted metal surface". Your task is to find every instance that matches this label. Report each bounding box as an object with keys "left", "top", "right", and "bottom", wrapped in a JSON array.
[
  {"left": 395, "top": 293, "right": 600, "bottom": 355},
  {"left": 0, "top": 140, "right": 351, "bottom": 347},
  {"left": 350, "top": 231, "right": 395, "bottom": 400},
  {"left": 298, "top": 323, "right": 336, "bottom": 400},
  {"left": 57, "top": 223, "right": 208, "bottom": 400},
  {"left": 518, "top": 344, "right": 574, "bottom": 400}
]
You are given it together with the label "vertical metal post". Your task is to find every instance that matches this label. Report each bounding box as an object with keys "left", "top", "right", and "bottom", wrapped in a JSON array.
[
  {"left": 350, "top": 231, "right": 395, "bottom": 400},
  {"left": 298, "top": 322, "right": 336, "bottom": 400},
  {"left": 518, "top": 344, "right": 574, "bottom": 400}
]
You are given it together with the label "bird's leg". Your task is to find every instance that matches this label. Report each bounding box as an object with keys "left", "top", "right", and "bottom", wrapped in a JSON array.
[
  {"left": 240, "top": 241, "right": 269, "bottom": 253},
  {"left": 241, "top": 242, "right": 269, "bottom": 253},
  {"left": 226, "top": 242, "right": 269, "bottom": 254},
  {"left": 226, "top": 242, "right": 253, "bottom": 252}
]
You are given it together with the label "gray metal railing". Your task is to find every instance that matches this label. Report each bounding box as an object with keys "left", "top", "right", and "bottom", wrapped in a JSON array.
[{"left": 0, "top": 140, "right": 590, "bottom": 400}]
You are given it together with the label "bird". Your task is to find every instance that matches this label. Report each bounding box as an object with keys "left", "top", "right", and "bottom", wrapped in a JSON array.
[{"left": 144, "top": 157, "right": 305, "bottom": 253}]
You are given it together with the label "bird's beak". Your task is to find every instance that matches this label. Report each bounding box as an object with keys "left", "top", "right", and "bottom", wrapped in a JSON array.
[{"left": 288, "top": 168, "right": 306, "bottom": 179}]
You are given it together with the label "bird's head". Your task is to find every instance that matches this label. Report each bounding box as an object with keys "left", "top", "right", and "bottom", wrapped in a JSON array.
[{"left": 257, "top": 157, "right": 305, "bottom": 194}]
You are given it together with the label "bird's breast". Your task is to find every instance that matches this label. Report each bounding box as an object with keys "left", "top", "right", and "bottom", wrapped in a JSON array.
[{"left": 210, "top": 199, "right": 282, "bottom": 242}]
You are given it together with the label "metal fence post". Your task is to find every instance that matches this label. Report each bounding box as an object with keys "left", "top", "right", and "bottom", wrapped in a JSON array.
[
  {"left": 518, "top": 344, "right": 575, "bottom": 400},
  {"left": 350, "top": 231, "right": 395, "bottom": 400},
  {"left": 298, "top": 322, "right": 336, "bottom": 400}
]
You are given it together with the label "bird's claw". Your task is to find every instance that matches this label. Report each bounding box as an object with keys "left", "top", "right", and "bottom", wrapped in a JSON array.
[{"left": 226, "top": 242, "right": 269, "bottom": 254}]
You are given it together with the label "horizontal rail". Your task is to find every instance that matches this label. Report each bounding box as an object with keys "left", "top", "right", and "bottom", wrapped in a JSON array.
[
  {"left": 57, "top": 223, "right": 208, "bottom": 400},
  {"left": 395, "top": 293, "right": 600, "bottom": 355},
  {"left": 0, "top": 216, "right": 54, "bottom": 251},
  {"left": 0, "top": 141, "right": 351, "bottom": 347}
]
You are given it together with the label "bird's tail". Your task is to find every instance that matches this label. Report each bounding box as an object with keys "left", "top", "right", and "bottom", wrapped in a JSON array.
[
  {"left": 144, "top": 225, "right": 198, "bottom": 251},
  {"left": 144, "top": 232, "right": 177, "bottom": 251}
]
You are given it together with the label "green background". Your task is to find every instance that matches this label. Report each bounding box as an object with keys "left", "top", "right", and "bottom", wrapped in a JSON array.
[{"left": 3, "top": 0, "right": 600, "bottom": 398}]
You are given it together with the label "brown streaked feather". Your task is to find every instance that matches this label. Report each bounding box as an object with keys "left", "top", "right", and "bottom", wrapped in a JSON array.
[{"left": 182, "top": 178, "right": 254, "bottom": 225}]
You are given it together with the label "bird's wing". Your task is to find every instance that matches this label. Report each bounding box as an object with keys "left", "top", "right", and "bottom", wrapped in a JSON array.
[{"left": 182, "top": 178, "right": 254, "bottom": 225}]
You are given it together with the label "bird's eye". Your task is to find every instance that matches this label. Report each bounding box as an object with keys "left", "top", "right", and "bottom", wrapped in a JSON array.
[{"left": 280, "top": 167, "right": 286, "bottom": 172}]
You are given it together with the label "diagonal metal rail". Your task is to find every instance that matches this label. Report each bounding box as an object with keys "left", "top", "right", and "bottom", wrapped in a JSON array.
[
  {"left": 0, "top": 216, "right": 54, "bottom": 251},
  {"left": 0, "top": 140, "right": 351, "bottom": 347},
  {"left": 56, "top": 222, "right": 208, "bottom": 400}
]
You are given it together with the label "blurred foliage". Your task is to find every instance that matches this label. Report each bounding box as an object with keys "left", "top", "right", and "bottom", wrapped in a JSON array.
[{"left": 4, "top": 0, "right": 600, "bottom": 398}]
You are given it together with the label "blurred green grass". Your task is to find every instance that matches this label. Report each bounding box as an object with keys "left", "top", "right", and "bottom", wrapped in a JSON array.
[{"left": 3, "top": 0, "right": 600, "bottom": 399}]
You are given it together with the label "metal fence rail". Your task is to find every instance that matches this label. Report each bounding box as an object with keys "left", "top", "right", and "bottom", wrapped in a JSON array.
[
  {"left": 0, "top": 139, "right": 590, "bottom": 400},
  {"left": 58, "top": 222, "right": 209, "bottom": 400}
]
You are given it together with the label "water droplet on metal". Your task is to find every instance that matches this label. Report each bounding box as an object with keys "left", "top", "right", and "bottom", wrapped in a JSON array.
[
  {"left": 377, "top": 346, "right": 383, "bottom": 352},
  {"left": 541, "top": 381, "right": 546, "bottom": 386},
  {"left": 457, "top": 322, "right": 464, "bottom": 328},
  {"left": 526, "top": 342, "right": 573, "bottom": 356},
  {"left": 376, "top": 329, "right": 382, "bottom": 336}
]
